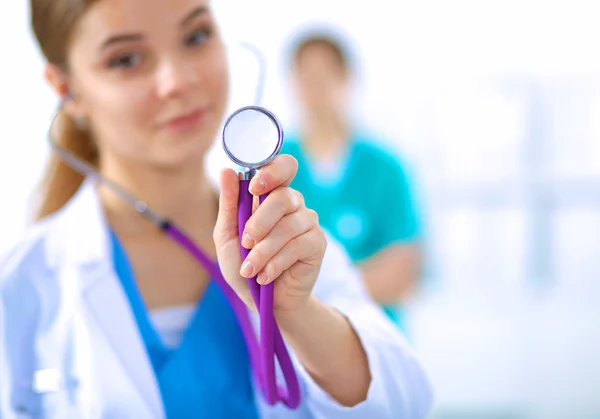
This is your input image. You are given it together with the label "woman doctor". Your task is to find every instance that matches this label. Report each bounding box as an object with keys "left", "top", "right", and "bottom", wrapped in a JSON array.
[{"left": 0, "top": 0, "right": 433, "bottom": 417}]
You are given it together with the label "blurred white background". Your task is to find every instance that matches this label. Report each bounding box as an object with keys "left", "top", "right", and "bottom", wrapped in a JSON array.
[{"left": 2, "top": 0, "right": 600, "bottom": 417}]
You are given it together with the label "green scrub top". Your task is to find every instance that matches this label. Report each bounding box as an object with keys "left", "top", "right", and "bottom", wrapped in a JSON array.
[{"left": 281, "top": 132, "right": 422, "bottom": 331}]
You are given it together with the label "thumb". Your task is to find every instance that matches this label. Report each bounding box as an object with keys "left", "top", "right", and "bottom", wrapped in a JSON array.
[
  {"left": 214, "top": 167, "right": 240, "bottom": 246},
  {"left": 214, "top": 168, "right": 254, "bottom": 308}
]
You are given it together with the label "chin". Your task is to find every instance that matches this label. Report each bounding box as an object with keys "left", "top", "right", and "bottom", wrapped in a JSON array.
[
  {"left": 163, "top": 147, "right": 210, "bottom": 171},
  {"left": 151, "top": 136, "right": 213, "bottom": 172}
]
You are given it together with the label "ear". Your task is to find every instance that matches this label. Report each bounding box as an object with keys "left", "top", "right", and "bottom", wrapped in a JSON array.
[
  {"left": 44, "top": 64, "right": 69, "bottom": 99},
  {"left": 44, "top": 64, "right": 80, "bottom": 116}
]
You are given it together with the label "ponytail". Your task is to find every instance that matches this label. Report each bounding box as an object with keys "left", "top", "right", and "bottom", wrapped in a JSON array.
[{"left": 34, "top": 109, "right": 97, "bottom": 221}]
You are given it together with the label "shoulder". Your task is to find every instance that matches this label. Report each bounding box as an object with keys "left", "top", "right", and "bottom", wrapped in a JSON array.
[
  {"left": 0, "top": 216, "right": 67, "bottom": 410},
  {"left": 1, "top": 180, "right": 105, "bottom": 293},
  {"left": 0, "top": 215, "right": 61, "bottom": 304},
  {"left": 353, "top": 134, "right": 409, "bottom": 173},
  {"left": 352, "top": 134, "right": 419, "bottom": 189}
]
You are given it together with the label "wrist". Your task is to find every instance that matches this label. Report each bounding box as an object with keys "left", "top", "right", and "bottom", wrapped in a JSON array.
[{"left": 274, "top": 296, "right": 319, "bottom": 333}]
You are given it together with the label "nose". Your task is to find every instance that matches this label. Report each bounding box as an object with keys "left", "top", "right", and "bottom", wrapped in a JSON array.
[{"left": 155, "top": 55, "right": 200, "bottom": 99}]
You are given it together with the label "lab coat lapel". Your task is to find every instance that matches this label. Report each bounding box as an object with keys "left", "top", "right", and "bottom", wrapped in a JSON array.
[
  {"left": 82, "top": 263, "right": 165, "bottom": 416},
  {"left": 50, "top": 179, "right": 164, "bottom": 417}
]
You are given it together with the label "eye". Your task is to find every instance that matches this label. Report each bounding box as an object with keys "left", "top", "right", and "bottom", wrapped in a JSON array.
[
  {"left": 186, "top": 29, "right": 211, "bottom": 46},
  {"left": 109, "top": 53, "right": 142, "bottom": 69}
]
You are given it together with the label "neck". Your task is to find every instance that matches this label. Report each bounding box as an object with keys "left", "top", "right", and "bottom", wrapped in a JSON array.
[
  {"left": 98, "top": 156, "right": 216, "bottom": 238},
  {"left": 301, "top": 111, "right": 349, "bottom": 158}
]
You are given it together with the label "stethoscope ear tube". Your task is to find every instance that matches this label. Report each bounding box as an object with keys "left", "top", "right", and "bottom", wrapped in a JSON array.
[{"left": 47, "top": 108, "right": 165, "bottom": 226}]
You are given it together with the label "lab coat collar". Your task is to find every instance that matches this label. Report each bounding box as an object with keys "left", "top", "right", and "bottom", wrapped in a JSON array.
[{"left": 46, "top": 178, "right": 165, "bottom": 417}]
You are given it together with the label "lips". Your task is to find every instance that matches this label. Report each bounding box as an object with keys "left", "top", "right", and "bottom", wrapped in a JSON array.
[{"left": 161, "top": 108, "right": 207, "bottom": 131}]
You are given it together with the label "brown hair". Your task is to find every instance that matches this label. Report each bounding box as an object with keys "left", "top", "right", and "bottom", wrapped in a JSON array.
[
  {"left": 287, "top": 27, "right": 354, "bottom": 73},
  {"left": 31, "top": 0, "right": 99, "bottom": 220}
]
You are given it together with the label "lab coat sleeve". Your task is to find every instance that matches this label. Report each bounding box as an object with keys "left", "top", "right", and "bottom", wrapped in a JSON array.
[
  {"left": 291, "top": 233, "right": 434, "bottom": 419},
  {"left": 0, "top": 286, "right": 21, "bottom": 419},
  {"left": 0, "top": 244, "right": 21, "bottom": 419},
  {"left": 0, "top": 227, "right": 49, "bottom": 419},
  {"left": 0, "top": 278, "right": 8, "bottom": 419},
  {"left": 0, "top": 245, "right": 26, "bottom": 419}
]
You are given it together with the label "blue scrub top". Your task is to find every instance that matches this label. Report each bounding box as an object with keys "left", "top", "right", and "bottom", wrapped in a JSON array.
[
  {"left": 281, "top": 133, "right": 422, "bottom": 330},
  {"left": 110, "top": 231, "right": 260, "bottom": 418}
]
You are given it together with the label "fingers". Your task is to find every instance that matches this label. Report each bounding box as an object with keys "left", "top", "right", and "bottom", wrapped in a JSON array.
[
  {"left": 245, "top": 226, "right": 324, "bottom": 285},
  {"left": 239, "top": 209, "right": 318, "bottom": 281},
  {"left": 248, "top": 154, "right": 298, "bottom": 196},
  {"left": 241, "top": 187, "right": 304, "bottom": 248}
]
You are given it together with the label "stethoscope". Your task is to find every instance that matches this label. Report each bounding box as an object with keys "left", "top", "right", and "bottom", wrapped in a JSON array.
[{"left": 47, "top": 43, "right": 301, "bottom": 409}]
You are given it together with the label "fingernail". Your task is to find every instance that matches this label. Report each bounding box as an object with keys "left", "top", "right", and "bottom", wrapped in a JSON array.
[
  {"left": 240, "top": 260, "right": 254, "bottom": 277},
  {"left": 249, "top": 175, "right": 265, "bottom": 195},
  {"left": 242, "top": 233, "right": 254, "bottom": 249},
  {"left": 257, "top": 272, "right": 268, "bottom": 285}
]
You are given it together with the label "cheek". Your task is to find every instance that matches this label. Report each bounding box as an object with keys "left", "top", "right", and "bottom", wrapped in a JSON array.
[{"left": 86, "top": 83, "right": 157, "bottom": 157}]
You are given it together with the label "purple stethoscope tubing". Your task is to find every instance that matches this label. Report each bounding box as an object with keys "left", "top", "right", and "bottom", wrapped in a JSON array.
[
  {"left": 224, "top": 105, "right": 301, "bottom": 407},
  {"left": 159, "top": 217, "right": 300, "bottom": 408},
  {"left": 163, "top": 217, "right": 300, "bottom": 408},
  {"left": 237, "top": 184, "right": 301, "bottom": 407},
  {"left": 46, "top": 101, "right": 302, "bottom": 408},
  {"left": 147, "top": 192, "right": 300, "bottom": 409}
]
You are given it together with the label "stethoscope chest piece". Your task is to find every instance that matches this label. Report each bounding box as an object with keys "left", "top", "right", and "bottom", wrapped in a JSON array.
[{"left": 222, "top": 105, "right": 284, "bottom": 174}]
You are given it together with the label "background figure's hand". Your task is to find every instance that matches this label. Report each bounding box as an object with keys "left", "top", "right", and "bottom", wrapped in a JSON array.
[{"left": 213, "top": 154, "right": 327, "bottom": 314}]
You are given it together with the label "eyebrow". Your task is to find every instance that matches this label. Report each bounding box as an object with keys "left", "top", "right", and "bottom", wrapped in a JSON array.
[
  {"left": 181, "top": 5, "right": 208, "bottom": 26},
  {"left": 100, "top": 6, "right": 209, "bottom": 50}
]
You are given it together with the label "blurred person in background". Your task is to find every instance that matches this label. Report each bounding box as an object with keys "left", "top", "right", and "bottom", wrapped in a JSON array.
[
  {"left": 282, "top": 28, "right": 423, "bottom": 333},
  {"left": 0, "top": 0, "right": 433, "bottom": 417}
]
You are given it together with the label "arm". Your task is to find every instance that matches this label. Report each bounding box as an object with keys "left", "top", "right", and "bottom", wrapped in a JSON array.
[
  {"left": 0, "top": 284, "right": 9, "bottom": 419},
  {"left": 215, "top": 158, "right": 432, "bottom": 418},
  {"left": 358, "top": 244, "right": 421, "bottom": 305},
  {"left": 283, "top": 234, "right": 434, "bottom": 419},
  {"left": 0, "top": 242, "right": 42, "bottom": 419},
  {"left": 275, "top": 296, "right": 371, "bottom": 407},
  {"left": 359, "top": 151, "right": 423, "bottom": 306}
]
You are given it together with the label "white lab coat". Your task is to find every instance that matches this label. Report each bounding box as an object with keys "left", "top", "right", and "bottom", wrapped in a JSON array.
[{"left": 0, "top": 179, "right": 433, "bottom": 418}]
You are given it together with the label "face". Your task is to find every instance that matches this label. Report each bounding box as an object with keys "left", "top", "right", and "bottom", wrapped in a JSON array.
[
  {"left": 291, "top": 43, "right": 349, "bottom": 119},
  {"left": 54, "top": 0, "right": 229, "bottom": 170}
]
